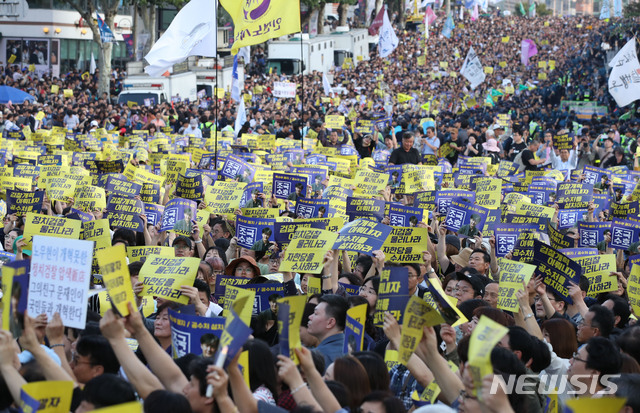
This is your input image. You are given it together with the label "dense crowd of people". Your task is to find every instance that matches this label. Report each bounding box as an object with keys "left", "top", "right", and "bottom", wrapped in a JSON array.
[{"left": 0, "top": 5, "right": 639, "bottom": 413}]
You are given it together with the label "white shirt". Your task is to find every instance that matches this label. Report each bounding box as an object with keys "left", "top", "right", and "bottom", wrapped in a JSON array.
[{"left": 549, "top": 149, "right": 578, "bottom": 172}]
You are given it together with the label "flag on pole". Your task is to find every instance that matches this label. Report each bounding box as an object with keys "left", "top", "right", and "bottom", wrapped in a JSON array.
[
  {"left": 460, "top": 46, "right": 485, "bottom": 89},
  {"left": 608, "top": 38, "right": 640, "bottom": 107},
  {"left": 519, "top": 2, "right": 526, "bottom": 16},
  {"left": 90, "top": 52, "right": 96, "bottom": 75},
  {"left": 471, "top": 3, "right": 479, "bottom": 21},
  {"left": 528, "top": 2, "right": 536, "bottom": 17},
  {"left": 322, "top": 72, "right": 333, "bottom": 96},
  {"left": 613, "top": 0, "right": 622, "bottom": 17},
  {"left": 231, "top": 55, "right": 241, "bottom": 103},
  {"left": 600, "top": 0, "right": 610, "bottom": 19},
  {"left": 369, "top": 6, "right": 385, "bottom": 35},
  {"left": 234, "top": 98, "right": 247, "bottom": 137},
  {"left": 521, "top": 39, "right": 538, "bottom": 66},
  {"left": 378, "top": 7, "right": 399, "bottom": 58},
  {"left": 144, "top": 0, "right": 216, "bottom": 77},
  {"left": 425, "top": 6, "right": 437, "bottom": 24},
  {"left": 96, "top": 13, "right": 115, "bottom": 43},
  {"left": 442, "top": 13, "right": 454, "bottom": 38},
  {"left": 221, "top": 0, "right": 300, "bottom": 55},
  {"left": 237, "top": 46, "right": 251, "bottom": 64}
]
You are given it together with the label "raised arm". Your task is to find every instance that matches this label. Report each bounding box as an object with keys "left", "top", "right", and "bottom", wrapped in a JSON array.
[
  {"left": 100, "top": 309, "right": 164, "bottom": 398},
  {"left": 123, "top": 302, "right": 188, "bottom": 394}
]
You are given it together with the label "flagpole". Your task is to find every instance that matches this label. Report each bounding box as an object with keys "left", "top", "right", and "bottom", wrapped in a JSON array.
[
  {"left": 214, "top": 0, "right": 219, "bottom": 167},
  {"left": 300, "top": 32, "right": 304, "bottom": 153}
]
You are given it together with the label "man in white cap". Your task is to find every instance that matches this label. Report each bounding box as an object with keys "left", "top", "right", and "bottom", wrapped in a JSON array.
[{"left": 184, "top": 117, "right": 202, "bottom": 137}]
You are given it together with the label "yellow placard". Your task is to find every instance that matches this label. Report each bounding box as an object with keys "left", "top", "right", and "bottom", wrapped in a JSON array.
[
  {"left": 565, "top": 398, "right": 626, "bottom": 413},
  {"left": 139, "top": 255, "right": 200, "bottom": 304},
  {"left": 127, "top": 246, "right": 174, "bottom": 263},
  {"left": 467, "top": 316, "right": 509, "bottom": 399},
  {"left": 47, "top": 177, "right": 76, "bottom": 202},
  {"left": 63, "top": 89, "right": 73, "bottom": 98},
  {"left": 8, "top": 54, "right": 16, "bottom": 63},
  {"left": 307, "top": 276, "right": 322, "bottom": 295},
  {"left": 475, "top": 178, "right": 502, "bottom": 209},
  {"left": 96, "top": 245, "right": 135, "bottom": 317},
  {"left": 277, "top": 295, "right": 307, "bottom": 363},
  {"left": 23, "top": 212, "right": 82, "bottom": 250},
  {"left": 20, "top": 380, "right": 74, "bottom": 413},
  {"left": 399, "top": 296, "right": 444, "bottom": 365},
  {"left": 353, "top": 169, "right": 388, "bottom": 196},
  {"left": 573, "top": 254, "right": 617, "bottom": 297},
  {"left": 514, "top": 202, "right": 555, "bottom": 219},
  {"left": 325, "top": 115, "right": 345, "bottom": 129},
  {"left": 497, "top": 258, "right": 536, "bottom": 312},
  {"left": 280, "top": 228, "right": 339, "bottom": 274},
  {"left": 439, "top": 61, "right": 449, "bottom": 69},
  {"left": 224, "top": 285, "right": 255, "bottom": 326},
  {"left": 82, "top": 219, "right": 111, "bottom": 250},
  {"left": 501, "top": 36, "right": 510, "bottom": 43},
  {"left": 484, "top": 67, "right": 494, "bottom": 74},
  {"left": 629, "top": 264, "right": 640, "bottom": 318},
  {"left": 499, "top": 61, "right": 507, "bottom": 68},
  {"left": 382, "top": 227, "right": 431, "bottom": 263},
  {"left": 51, "top": 84, "right": 59, "bottom": 94},
  {"left": 204, "top": 181, "right": 247, "bottom": 214}
]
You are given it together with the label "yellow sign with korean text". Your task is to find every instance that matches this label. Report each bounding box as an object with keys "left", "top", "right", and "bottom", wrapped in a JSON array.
[
  {"left": 96, "top": 245, "right": 136, "bottom": 317},
  {"left": 280, "top": 228, "right": 339, "bottom": 274},
  {"left": 139, "top": 255, "right": 199, "bottom": 305},
  {"left": 468, "top": 316, "right": 509, "bottom": 399}
]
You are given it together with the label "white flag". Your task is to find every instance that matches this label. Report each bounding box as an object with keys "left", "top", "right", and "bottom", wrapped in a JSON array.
[
  {"left": 90, "top": 52, "right": 96, "bottom": 75},
  {"left": 608, "top": 38, "right": 640, "bottom": 108},
  {"left": 323, "top": 73, "right": 333, "bottom": 96},
  {"left": 234, "top": 98, "right": 247, "bottom": 137},
  {"left": 460, "top": 46, "right": 486, "bottom": 90},
  {"left": 237, "top": 46, "right": 251, "bottom": 64},
  {"left": 144, "top": 0, "right": 216, "bottom": 77},
  {"left": 378, "top": 8, "right": 399, "bottom": 58}
]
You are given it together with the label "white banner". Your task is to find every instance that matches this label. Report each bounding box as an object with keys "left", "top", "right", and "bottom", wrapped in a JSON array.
[
  {"left": 460, "top": 46, "right": 486, "bottom": 90},
  {"left": 27, "top": 236, "right": 93, "bottom": 329},
  {"left": 608, "top": 38, "right": 640, "bottom": 108},
  {"left": 310, "top": 9, "right": 319, "bottom": 37},
  {"left": 273, "top": 82, "right": 297, "bottom": 98}
]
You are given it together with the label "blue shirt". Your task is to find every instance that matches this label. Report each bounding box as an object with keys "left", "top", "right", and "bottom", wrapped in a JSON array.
[{"left": 315, "top": 333, "right": 346, "bottom": 371}]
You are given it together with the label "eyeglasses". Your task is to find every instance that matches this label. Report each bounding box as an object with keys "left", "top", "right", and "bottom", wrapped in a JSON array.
[
  {"left": 577, "top": 321, "right": 593, "bottom": 329},
  {"left": 235, "top": 266, "right": 253, "bottom": 274},
  {"left": 572, "top": 352, "right": 588, "bottom": 363},
  {"left": 358, "top": 286, "right": 376, "bottom": 295},
  {"left": 174, "top": 245, "right": 190, "bottom": 251}
]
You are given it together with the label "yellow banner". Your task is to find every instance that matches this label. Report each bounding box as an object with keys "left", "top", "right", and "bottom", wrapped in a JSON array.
[
  {"left": 224, "top": 285, "right": 255, "bottom": 326},
  {"left": 307, "top": 276, "right": 321, "bottom": 296},
  {"left": 467, "top": 316, "right": 509, "bottom": 399},
  {"left": 353, "top": 169, "right": 388, "bottom": 197},
  {"left": 127, "top": 246, "right": 174, "bottom": 263},
  {"left": 139, "top": 255, "right": 200, "bottom": 304},
  {"left": 573, "top": 254, "right": 617, "bottom": 297},
  {"left": 475, "top": 178, "right": 502, "bottom": 209},
  {"left": 20, "top": 380, "right": 74, "bottom": 413},
  {"left": 220, "top": 0, "right": 300, "bottom": 55},
  {"left": 277, "top": 295, "right": 307, "bottom": 363},
  {"left": 325, "top": 115, "right": 346, "bottom": 129},
  {"left": 399, "top": 296, "right": 444, "bottom": 365},
  {"left": 497, "top": 258, "right": 536, "bottom": 312},
  {"left": 280, "top": 228, "right": 339, "bottom": 274},
  {"left": 23, "top": 212, "right": 81, "bottom": 249},
  {"left": 96, "top": 245, "right": 136, "bottom": 317},
  {"left": 204, "top": 181, "right": 247, "bottom": 214},
  {"left": 382, "top": 227, "right": 431, "bottom": 263}
]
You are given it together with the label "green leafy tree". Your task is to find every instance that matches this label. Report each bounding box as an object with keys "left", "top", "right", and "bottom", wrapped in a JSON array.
[
  {"left": 536, "top": 3, "right": 553, "bottom": 16},
  {"left": 624, "top": 1, "right": 640, "bottom": 17}
]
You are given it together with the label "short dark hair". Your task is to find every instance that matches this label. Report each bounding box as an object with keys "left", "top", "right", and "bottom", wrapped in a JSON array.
[
  {"left": 602, "top": 294, "right": 631, "bottom": 327},
  {"left": 262, "top": 227, "right": 273, "bottom": 235},
  {"left": 318, "top": 294, "right": 349, "bottom": 331},
  {"left": 611, "top": 374, "right": 640, "bottom": 413},
  {"left": 193, "top": 278, "right": 211, "bottom": 301},
  {"left": 128, "top": 260, "right": 144, "bottom": 276},
  {"left": 402, "top": 132, "right": 414, "bottom": 140},
  {"left": 75, "top": 335, "right": 120, "bottom": 374},
  {"left": 588, "top": 304, "right": 615, "bottom": 338},
  {"left": 82, "top": 374, "right": 136, "bottom": 408},
  {"left": 585, "top": 337, "right": 622, "bottom": 383},
  {"left": 144, "top": 390, "right": 192, "bottom": 413},
  {"left": 471, "top": 249, "right": 490, "bottom": 263},
  {"left": 189, "top": 357, "right": 213, "bottom": 397},
  {"left": 616, "top": 325, "right": 640, "bottom": 364},
  {"left": 507, "top": 326, "right": 534, "bottom": 365}
]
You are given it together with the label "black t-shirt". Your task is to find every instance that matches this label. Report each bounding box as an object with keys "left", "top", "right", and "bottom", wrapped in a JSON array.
[
  {"left": 510, "top": 141, "right": 527, "bottom": 161},
  {"left": 521, "top": 149, "right": 538, "bottom": 170},
  {"left": 389, "top": 147, "right": 422, "bottom": 165}
]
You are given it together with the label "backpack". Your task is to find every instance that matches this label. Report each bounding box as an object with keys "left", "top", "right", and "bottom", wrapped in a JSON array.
[{"left": 512, "top": 151, "right": 526, "bottom": 172}]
